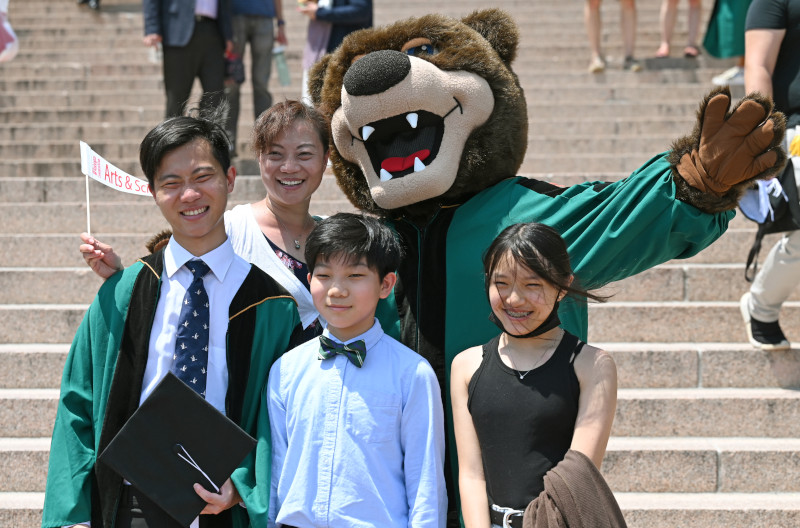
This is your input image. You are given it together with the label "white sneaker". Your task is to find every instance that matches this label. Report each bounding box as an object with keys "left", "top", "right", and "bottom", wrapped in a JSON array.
[
  {"left": 588, "top": 56, "right": 606, "bottom": 74},
  {"left": 712, "top": 66, "right": 744, "bottom": 86}
]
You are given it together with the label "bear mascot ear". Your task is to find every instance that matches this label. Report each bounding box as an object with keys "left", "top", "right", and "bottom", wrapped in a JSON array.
[
  {"left": 460, "top": 8, "right": 518, "bottom": 66},
  {"left": 308, "top": 54, "right": 332, "bottom": 109}
]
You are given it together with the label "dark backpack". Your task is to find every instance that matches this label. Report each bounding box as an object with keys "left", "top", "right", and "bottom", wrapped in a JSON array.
[{"left": 743, "top": 162, "right": 800, "bottom": 281}]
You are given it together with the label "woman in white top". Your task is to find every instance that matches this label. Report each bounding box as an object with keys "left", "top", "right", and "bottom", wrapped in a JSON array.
[{"left": 80, "top": 101, "right": 330, "bottom": 341}]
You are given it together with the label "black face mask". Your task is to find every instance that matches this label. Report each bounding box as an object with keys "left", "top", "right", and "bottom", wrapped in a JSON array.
[{"left": 489, "top": 301, "right": 561, "bottom": 339}]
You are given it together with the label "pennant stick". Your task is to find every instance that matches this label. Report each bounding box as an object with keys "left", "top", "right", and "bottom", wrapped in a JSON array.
[{"left": 85, "top": 170, "right": 92, "bottom": 236}]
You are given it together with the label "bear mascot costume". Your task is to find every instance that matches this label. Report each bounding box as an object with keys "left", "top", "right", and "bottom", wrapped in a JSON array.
[
  {"left": 308, "top": 8, "right": 784, "bottom": 380},
  {"left": 307, "top": 7, "right": 785, "bottom": 521}
]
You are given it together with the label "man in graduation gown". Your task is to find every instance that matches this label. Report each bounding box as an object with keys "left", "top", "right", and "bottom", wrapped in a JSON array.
[{"left": 42, "top": 111, "right": 302, "bottom": 528}]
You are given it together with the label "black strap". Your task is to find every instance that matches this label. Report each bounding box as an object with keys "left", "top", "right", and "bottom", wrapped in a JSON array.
[{"left": 745, "top": 224, "right": 768, "bottom": 283}]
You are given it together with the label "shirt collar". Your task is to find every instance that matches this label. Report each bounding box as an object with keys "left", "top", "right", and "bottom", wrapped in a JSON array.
[
  {"left": 163, "top": 236, "right": 236, "bottom": 283},
  {"left": 322, "top": 319, "right": 384, "bottom": 351}
]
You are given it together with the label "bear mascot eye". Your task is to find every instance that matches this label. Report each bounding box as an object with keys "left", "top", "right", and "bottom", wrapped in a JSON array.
[{"left": 404, "top": 43, "right": 437, "bottom": 57}]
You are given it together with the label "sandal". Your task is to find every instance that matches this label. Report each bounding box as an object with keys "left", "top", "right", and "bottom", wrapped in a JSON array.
[{"left": 684, "top": 45, "right": 700, "bottom": 58}]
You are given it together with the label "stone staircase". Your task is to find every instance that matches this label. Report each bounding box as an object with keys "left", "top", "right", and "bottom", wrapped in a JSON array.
[{"left": 1, "top": 0, "right": 799, "bottom": 526}]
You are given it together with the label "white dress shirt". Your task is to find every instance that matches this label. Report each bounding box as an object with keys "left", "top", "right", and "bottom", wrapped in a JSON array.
[
  {"left": 194, "top": 0, "right": 218, "bottom": 18},
  {"left": 140, "top": 236, "right": 249, "bottom": 415},
  {"left": 267, "top": 320, "right": 447, "bottom": 528}
]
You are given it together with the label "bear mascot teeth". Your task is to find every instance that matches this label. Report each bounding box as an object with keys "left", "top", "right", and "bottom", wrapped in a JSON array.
[{"left": 308, "top": 8, "right": 786, "bottom": 381}]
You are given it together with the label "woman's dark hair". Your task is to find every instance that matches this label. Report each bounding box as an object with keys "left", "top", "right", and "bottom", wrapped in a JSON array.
[
  {"left": 483, "top": 223, "right": 607, "bottom": 303},
  {"left": 252, "top": 100, "right": 330, "bottom": 156},
  {"left": 305, "top": 213, "right": 403, "bottom": 279},
  {"left": 139, "top": 104, "right": 231, "bottom": 187}
]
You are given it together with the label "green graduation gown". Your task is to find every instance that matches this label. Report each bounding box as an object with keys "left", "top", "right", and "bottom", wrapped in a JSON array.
[{"left": 42, "top": 250, "right": 302, "bottom": 528}]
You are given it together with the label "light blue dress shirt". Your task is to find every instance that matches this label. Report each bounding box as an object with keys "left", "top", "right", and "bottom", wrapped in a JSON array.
[{"left": 267, "top": 320, "right": 447, "bottom": 528}]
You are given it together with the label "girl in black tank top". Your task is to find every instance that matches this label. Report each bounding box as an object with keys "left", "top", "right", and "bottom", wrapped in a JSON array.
[{"left": 450, "top": 223, "right": 618, "bottom": 528}]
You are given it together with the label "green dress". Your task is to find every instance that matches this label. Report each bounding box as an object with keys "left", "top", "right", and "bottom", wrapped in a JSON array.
[{"left": 704, "top": 0, "right": 754, "bottom": 58}]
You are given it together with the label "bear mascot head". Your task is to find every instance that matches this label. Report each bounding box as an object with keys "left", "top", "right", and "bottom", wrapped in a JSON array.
[{"left": 309, "top": 9, "right": 529, "bottom": 222}]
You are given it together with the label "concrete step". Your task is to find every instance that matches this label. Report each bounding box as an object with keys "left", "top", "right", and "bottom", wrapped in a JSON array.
[
  {"left": 2, "top": 435, "right": 799, "bottom": 495},
  {"left": 0, "top": 389, "right": 58, "bottom": 437},
  {"left": 606, "top": 343, "right": 800, "bottom": 389},
  {"left": 1, "top": 380, "right": 797, "bottom": 438},
  {"left": 0, "top": 345, "right": 68, "bottom": 389},
  {"left": 614, "top": 387, "right": 800, "bottom": 437},
  {"left": 2, "top": 342, "right": 795, "bottom": 392},
  {"left": 616, "top": 492, "right": 800, "bottom": 527},
  {"left": 3, "top": 491, "right": 799, "bottom": 528},
  {"left": 0, "top": 84, "right": 720, "bottom": 109},
  {"left": 682, "top": 228, "right": 779, "bottom": 265},
  {"left": 604, "top": 437, "right": 800, "bottom": 493},
  {"left": 607, "top": 260, "right": 799, "bottom": 302},
  {"left": 0, "top": 234, "right": 151, "bottom": 268},
  {"left": 0, "top": 69, "right": 734, "bottom": 93},
  {"left": 0, "top": 492, "right": 44, "bottom": 528},
  {"left": 587, "top": 301, "right": 800, "bottom": 343},
  {"left": 0, "top": 438, "right": 49, "bottom": 493}
]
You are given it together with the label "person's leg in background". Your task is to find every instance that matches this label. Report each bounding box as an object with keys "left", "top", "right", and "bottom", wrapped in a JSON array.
[
  {"left": 685, "top": 0, "right": 702, "bottom": 56},
  {"left": 195, "top": 20, "right": 227, "bottom": 115},
  {"left": 655, "top": 0, "right": 678, "bottom": 57},
  {"left": 584, "top": 0, "right": 605, "bottom": 73},
  {"left": 163, "top": 44, "right": 197, "bottom": 117},
  {"left": 225, "top": 15, "right": 248, "bottom": 154},
  {"left": 248, "top": 16, "right": 275, "bottom": 122},
  {"left": 620, "top": 0, "right": 641, "bottom": 71},
  {"left": 744, "top": 230, "right": 800, "bottom": 350}
]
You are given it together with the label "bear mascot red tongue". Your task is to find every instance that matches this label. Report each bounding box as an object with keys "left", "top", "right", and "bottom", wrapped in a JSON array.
[{"left": 309, "top": 6, "right": 785, "bottom": 519}]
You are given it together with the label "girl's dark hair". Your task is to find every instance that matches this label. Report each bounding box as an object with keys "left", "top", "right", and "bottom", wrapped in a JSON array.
[
  {"left": 483, "top": 223, "right": 607, "bottom": 303},
  {"left": 305, "top": 213, "right": 403, "bottom": 279},
  {"left": 252, "top": 100, "right": 330, "bottom": 155}
]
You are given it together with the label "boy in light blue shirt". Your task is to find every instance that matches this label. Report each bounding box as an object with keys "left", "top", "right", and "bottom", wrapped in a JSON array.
[{"left": 267, "top": 212, "right": 446, "bottom": 528}]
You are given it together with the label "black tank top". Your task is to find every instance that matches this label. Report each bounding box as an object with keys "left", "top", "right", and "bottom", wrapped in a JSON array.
[{"left": 467, "top": 331, "right": 583, "bottom": 508}]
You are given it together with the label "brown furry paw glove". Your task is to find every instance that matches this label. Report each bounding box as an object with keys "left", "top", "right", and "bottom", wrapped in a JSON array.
[{"left": 669, "top": 87, "right": 787, "bottom": 213}]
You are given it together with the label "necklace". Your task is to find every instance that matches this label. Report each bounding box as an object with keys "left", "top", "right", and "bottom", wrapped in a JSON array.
[
  {"left": 265, "top": 200, "right": 311, "bottom": 251},
  {"left": 504, "top": 328, "right": 563, "bottom": 379}
]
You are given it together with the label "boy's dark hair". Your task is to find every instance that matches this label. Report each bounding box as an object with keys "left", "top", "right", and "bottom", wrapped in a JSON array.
[
  {"left": 252, "top": 100, "right": 330, "bottom": 156},
  {"left": 483, "top": 223, "right": 607, "bottom": 303},
  {"left": 305, "top": 213, "right": 402, "bottom": 279},
  {"left": 140, "top": 105, "right": 232, "bottom": 188}
]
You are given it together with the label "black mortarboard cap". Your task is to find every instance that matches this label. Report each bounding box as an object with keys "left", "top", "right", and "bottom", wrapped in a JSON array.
[{"left": 97, "top": 372, "right": 257, "bottom": 526}]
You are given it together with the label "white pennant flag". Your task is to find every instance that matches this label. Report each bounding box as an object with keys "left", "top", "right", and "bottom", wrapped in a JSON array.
[{"left": 80, "top": 141, "right": 152, "bottom": 196}]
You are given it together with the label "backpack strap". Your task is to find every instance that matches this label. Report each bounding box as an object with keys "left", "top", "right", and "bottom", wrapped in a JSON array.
[{"left": 745, "top": 223, "right": 769, "bottom": 282}]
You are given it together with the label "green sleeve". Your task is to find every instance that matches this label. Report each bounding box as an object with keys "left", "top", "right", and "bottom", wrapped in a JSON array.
[
  {"left": 41, "top": 311, "right": 96, "bottom": 527},
  {"left": 230, "top": 298, "right": 300, "bottom": 528},
  {"left": 41, "top": 267, "right": 139, "bottom": 527},
  {"left": 512, "top": 153, "right": 734, "bottom": 288},
  {"left": 445, "top": 152, "right": 732, "bottom": 351}
]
